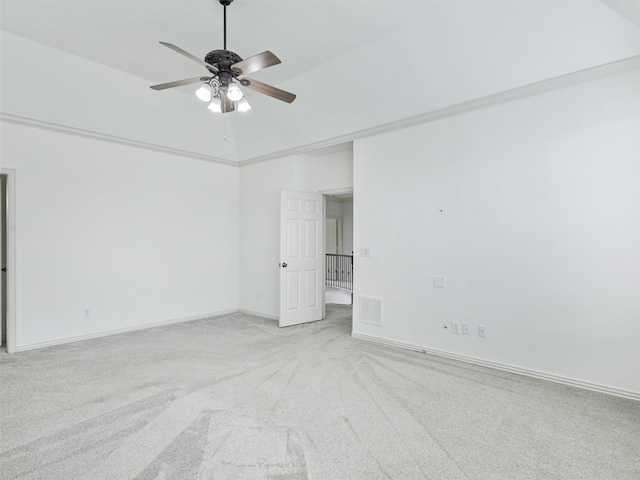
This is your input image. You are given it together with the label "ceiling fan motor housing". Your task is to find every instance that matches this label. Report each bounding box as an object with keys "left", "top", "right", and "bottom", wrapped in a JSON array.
[{"left": 205, "top": 50, "right": 243, "bottom": 84}]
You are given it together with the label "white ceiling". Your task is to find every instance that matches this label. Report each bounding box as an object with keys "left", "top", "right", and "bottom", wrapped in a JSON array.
[
  {"left": 2, "top": 0, "right": 640, "bottom": 163},
  {"left": 1, "top": 0, "right": 425, "bottom": 87}
]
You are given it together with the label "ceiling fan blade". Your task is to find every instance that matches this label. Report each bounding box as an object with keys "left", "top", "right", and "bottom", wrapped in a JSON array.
[
  {"left": 242, "top": 78, "right": 296, "bottom": 103},
  {"left": 220, "top": 93, "right": 235, "bottom": 114},
  {"left": 159, "top": 41, "right": 218, "bottom": 73},
  {"left": 231, "top": 51, "right": 281, "bottom": 75},
  {"left": 150, "top": 76, "right": 208, "bottom": 90}
]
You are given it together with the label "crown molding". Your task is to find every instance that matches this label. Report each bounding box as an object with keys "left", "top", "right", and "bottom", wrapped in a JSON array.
[
  {"left": 239, "top": 55, "right": 640, "bottom": 166},
  {"left": 0, "top": 113, "right": 239, "bottom": 167},
  {"left": 3, "top": 55, "right": 638, "bottom": 168}
]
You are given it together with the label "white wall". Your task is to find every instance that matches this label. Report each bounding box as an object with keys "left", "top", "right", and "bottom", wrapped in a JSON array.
[
  {"left": 1, "top": 121, "right": 239, "bottom": 348},
  {"left": 239, "top": 149, "right": 353, "bottom": 316},
  {"left": 353, "top": 70, "right": 640, "bottom": 394}
]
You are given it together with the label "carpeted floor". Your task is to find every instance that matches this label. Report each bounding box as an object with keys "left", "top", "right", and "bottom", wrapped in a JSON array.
[{"left": 1, "top": 305, "right": 639, "bottom": 479}]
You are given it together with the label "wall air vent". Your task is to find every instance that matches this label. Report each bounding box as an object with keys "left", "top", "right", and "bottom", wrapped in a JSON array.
[{"left": 359, "top": 296, "right": 383, "bottom": 326}]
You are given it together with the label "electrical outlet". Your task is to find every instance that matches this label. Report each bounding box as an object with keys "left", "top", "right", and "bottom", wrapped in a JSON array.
[
  {"left": 478, "top": 325, "right": 487, "bottom": 338},
  {"left": 452, "top": 322, "right": 461, "bottom": 334},
  {"left": 83, "top": 307, "right": 91, "bottom": 319},
  {"left": 462, "top": 323, "right": 470, "bottom": 335}
]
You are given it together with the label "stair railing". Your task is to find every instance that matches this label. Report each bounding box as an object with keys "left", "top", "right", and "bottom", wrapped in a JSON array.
[{"left": 326, "top": 254, "right": 353, "bottom": 291}]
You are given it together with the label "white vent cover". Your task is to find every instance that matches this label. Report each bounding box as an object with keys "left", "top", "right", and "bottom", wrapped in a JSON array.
[{"left": 359, "top": 296, "right": 383, "bottom": 326}]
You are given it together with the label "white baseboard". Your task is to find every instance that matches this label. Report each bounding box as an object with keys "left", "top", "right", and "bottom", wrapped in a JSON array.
[
  {"left": 351, "top": 332, "right": 640, "bottom": 402},
  {"left": 239, "top": 309, "right": 279, "bottom": 321},
  {"left": 15, "top": 309, "right": 240, "bottom": 352}
]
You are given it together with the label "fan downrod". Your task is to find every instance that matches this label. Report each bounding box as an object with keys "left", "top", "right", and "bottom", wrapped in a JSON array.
[{"left": 219, "top": 0, "right": 234, "bottom": 50}]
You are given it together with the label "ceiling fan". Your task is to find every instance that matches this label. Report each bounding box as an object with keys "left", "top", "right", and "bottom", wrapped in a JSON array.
[{"left": 150, "top": 0, "right": 296, "bottom": 113}]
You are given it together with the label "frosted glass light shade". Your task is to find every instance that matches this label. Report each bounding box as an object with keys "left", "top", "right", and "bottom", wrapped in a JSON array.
[
  {"left": 237, "top": 98, "right": 251, "bottom": 112},
  {"left": 207, "top": 97, "right": 222, "bottom": 113},
  {"left": 196, "top": 84, "right": 212, "bottom": 102},
  {"left": 226, "top": 82, "right": 243, "bottom": 101}
]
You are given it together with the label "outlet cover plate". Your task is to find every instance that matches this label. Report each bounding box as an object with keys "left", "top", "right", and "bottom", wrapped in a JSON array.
[{"left": 478, "top": 325, "right": 487, "bottom": 338}]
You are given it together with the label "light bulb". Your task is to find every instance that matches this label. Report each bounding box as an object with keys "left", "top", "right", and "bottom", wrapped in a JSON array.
[
  {"left": 196, "top": 84, "right": 212, "bottom": 102},
  {"left": 226, "top": 82, "right": 243, "bottom": 102},
  {"left": 237, "top": 97, "right": 251, "bottom": 112},
  {"left": 207, "top": 97, "right": 222, "bottom": 113}
]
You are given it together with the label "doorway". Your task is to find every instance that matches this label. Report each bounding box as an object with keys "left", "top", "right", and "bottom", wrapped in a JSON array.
[
  {"left": 324, "top": 192, "right": 353, "bottom": 306},
  {"left": 278, "top": 188, "right": 354, "bottom": 328}
]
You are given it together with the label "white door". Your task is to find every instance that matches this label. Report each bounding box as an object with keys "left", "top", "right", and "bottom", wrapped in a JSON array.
[
  {"left": 0, "top": 175, "right": 5, "bottom": 347},
  {"left": 279, "top": 190, "right": 325, "bottom": 327},
  {"left": 0, "top": 204, "right": 3, "bottom": 347}
]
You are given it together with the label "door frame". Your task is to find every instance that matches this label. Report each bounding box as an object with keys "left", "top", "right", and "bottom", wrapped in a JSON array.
[{"left": 1, "top": 168, "right": 16, "bottom": 353}]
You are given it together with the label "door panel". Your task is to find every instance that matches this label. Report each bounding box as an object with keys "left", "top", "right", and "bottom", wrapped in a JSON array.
[
  {"left": 286, "top": 271, "right": 300, "bottom": 310},
  {"left": 305, "top": 220, "right": 317, "bottom": 256},
  {"left": 286, "top": 219, "right": 299, "bottom": 257},
  {"left": 305, "top": 270, "right": 318, "bottom": 308}
]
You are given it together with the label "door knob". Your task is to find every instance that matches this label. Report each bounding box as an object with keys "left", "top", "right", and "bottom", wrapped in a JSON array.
[{"left": 280, "top": 263, "right": 288, "bottom": 268}]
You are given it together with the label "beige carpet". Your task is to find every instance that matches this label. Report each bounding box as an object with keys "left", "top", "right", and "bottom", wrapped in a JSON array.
[{"left": 1, "top": 305, "right": 639, "bottom": 479}]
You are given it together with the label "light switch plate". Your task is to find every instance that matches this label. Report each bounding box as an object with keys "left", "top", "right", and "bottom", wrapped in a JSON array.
[{"left": 434, "top": 275, "right": 447, "bottom": 288}]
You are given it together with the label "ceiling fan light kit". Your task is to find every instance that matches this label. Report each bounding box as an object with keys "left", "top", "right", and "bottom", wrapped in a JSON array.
[{"left": 150, "top": 0, "right": 296, "bottom": 114}]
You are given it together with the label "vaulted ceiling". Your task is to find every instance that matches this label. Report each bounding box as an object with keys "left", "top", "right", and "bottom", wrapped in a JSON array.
[{"left": 2, "top": 0, "right": 639, "bottom": 164}]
